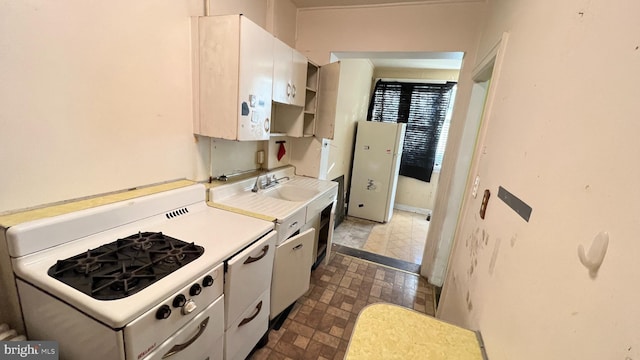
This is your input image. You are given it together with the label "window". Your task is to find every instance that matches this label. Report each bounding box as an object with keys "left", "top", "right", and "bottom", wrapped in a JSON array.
[{"left": 367, "top": 80, "right": 456, "bottom": 182}]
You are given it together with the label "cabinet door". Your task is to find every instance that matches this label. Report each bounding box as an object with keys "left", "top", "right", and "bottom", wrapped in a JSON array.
[
  {"left": 272, "top": 38, "right": 291, "bottom": 104},
  {"left": 290, "top": 49, "right": 308, "bottom": 107},
  {"left": 316, "top": 61, "right": 340, "bottom": 140},
  {"left": 237, "top": 16, "right": 273, "bottom": 141},
  {"left": 196, "top": 15, "right": 273, "bottom": 141},
  {"left": 271, "top": 228, "right": 315, "bottom": 317},
  {"left": 196, "top": 15, "right": 241, "bottom": 140},
  {"left": 224, "top": 231, "right": 276, "bottom": 328}
]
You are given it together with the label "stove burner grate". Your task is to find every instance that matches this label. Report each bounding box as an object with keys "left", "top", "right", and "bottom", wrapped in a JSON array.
[{"left": 47, "top": 232, "right": 204, "bottom": 300}]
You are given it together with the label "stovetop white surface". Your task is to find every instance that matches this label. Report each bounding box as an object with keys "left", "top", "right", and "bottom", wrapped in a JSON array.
[{"left": 8, "top": 184, "right": 275, "bottom": 328}]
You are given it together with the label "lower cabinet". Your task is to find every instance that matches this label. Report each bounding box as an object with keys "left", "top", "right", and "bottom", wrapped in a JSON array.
[{"left": 270, "top": 228, "right": 315, "bottom": 318}]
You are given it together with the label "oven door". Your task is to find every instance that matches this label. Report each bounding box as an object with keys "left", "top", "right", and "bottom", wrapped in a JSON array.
[{"left": 144, "top": 295, "right": 224, "bottom": 360}]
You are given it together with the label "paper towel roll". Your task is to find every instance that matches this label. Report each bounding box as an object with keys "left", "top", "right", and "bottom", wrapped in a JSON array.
[{"left": 257, "top": 150, "right": 265, "bottom": 165}]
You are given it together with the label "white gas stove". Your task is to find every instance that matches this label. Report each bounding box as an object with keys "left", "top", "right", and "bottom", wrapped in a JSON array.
[{"left": 6, "top": 184, "right": 275, "bottom": 360}]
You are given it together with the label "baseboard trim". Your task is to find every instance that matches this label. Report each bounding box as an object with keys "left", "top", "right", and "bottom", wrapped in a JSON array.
[
  {"left": 333, "top": 244, "right": 421, "bottom": 274},
  {"left": 393, "top": 204, "right": 432, "bottom": 216}
]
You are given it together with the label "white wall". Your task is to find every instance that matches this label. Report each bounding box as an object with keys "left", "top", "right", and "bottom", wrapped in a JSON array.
[
  {"left": 395, "top": 173, "right": 439, "bottom": 211},
  {"left": 268, "top": 0, "right": 298, "bottom": 47},
  {"left": 438, "top": 0, "right": 640, "bottom": 359},
  {"left": 0, "top": 0, "right": 213, "bottom": 214},
  {"left": 207, "top": 0, "right": 268, "bottom": 28},
  {"left": 210, "top": 139, "right": 265, "bottom": 178}
]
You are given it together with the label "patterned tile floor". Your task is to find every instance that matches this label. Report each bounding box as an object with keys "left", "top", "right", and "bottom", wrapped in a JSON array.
[
  {"left": 332, "top": 210, "right": 430, "bottom": 264},
  {"left": 249, "top": 251, "right": 436, "bottom": 360}
]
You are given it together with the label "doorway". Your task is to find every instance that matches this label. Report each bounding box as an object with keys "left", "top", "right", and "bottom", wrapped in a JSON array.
[
  {"left": 429, "top": 33, "right": 510, "bottom": 305},
  {"left": 328, "top": 52, "right": 462, "bottom": 272}
]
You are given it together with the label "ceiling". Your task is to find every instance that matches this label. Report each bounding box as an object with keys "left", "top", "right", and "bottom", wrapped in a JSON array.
[{"left": 291, "top": 0, "right": 468, "bottom": 8}]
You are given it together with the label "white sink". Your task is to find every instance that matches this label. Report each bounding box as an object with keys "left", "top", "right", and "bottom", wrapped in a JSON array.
[{"left": 260, "top": 185, "right": 321, "bottom": 202}]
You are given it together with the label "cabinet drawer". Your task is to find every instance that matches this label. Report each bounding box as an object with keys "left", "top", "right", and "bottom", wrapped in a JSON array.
[
  {"left": 275, "top": 208, "right": 306, "bottom": 245},
  {"left": 224, "top": 231, "right": 276, "bottom": 328},
  {"left": 271, "top": 228, "right": 315, "bottom": 318},
  {"left": 224, "top": 289, "right": 270, "bottom": 360}
]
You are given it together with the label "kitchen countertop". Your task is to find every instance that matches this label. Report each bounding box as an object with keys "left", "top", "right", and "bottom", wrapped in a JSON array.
[
  {"left": 207, "top": 201, "right": 276, "bottom": 222},
  {"left": 0, "top": 179, "right": 196, "bottom": 228},
  {"left": 345, "top": 303, "right": 486, "bottom": 360}
]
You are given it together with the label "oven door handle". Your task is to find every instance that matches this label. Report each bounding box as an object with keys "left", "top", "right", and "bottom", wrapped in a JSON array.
[
  {"left": 238, "top": 301, "right": 262, "bottom": 327},
  {"left": 243, "top": 245, "right": 270, "bottom": 264},
  {"left": 162, "top": 316, "right": 209, "bottom": 359}
]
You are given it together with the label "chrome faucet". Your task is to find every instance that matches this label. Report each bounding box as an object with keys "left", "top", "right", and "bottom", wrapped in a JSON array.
[{"left": 251, "top": 175, "right": 263, "bottom": 193}]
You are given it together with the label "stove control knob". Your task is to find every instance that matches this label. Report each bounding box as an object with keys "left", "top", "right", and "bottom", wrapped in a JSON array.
[
  {"left": 182, "top": 299, "right": 197, "bottom": 315},
  {"left": 155, "top": 305, "right": 171, "bottom": 320},
  {"left": 189, "top": 283, "right": 202, "bottom": 296},
  {"left": 172, "top": 294, "right": 186, "bottom": 308},
  {"left": 202, "top": 275, "right": 214, "bottom": 287}
]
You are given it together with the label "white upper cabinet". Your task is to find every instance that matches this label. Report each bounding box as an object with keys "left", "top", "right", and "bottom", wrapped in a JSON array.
[
  {"left": 272, "top": 38, "right": 307, "bottom": 107},
  {"left": 193, "top": 15, "right": 273, "bottom": 141}
]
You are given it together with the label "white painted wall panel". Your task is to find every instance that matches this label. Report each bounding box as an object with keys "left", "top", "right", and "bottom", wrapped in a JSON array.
[
  {"left": 0, "top": 1, "right": 208, "bottom": 213},
  {"left": 439, "top": 1, "right": 640, "bottom": 359}
]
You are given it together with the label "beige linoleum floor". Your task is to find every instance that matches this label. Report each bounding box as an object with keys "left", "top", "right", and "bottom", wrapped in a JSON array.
[
  {"left": 332, "top": 210, "right": 430, "bottom": 264},
  {"left": 249, "top": 251, "right": 436, "bottom": 360}
]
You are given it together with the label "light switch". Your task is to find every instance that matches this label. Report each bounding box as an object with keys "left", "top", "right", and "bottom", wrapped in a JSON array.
[{"left": 471, "top": 175, "right": 480, "bottom": 198}]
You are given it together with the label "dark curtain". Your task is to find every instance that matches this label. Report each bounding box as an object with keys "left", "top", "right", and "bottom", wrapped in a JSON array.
[{"left": 367, "top": 80, "right": 456, "bottom": 182}]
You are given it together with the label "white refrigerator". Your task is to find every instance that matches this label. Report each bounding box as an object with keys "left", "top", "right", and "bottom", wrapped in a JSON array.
[{"left": 348, "top": 121, "right": 406, "bottom": 223}]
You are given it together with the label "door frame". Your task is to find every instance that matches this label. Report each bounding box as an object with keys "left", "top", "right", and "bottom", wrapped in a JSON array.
[{"left": 426, "top": 32, "right": 510, "bottom": 292}]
